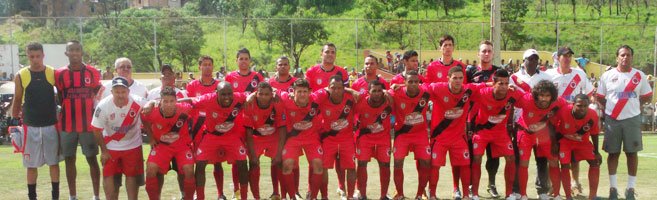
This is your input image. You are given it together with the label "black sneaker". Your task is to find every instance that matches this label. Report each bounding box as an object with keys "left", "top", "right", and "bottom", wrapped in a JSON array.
[
  {"left": 609, "top": 188, "right": 619, "bottom": 200},
  {"left": 487, "top": 185, "right": 500, "bottom": 198},
  {"left": 625, "top": 188, "right": 637, "bottom": 200}
]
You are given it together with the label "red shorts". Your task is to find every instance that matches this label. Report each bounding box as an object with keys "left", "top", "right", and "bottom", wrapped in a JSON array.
[
  {"left": 558, "top": 141, "right": 595, "bottom": 164},
  {"left": 322, "top": 138, "right": 356, "bottom": 169},
  {"left": 517, "top": 131, "right": 554, "bottom": 161},
  {"left": 393, "top": 133, "right": 431, "bottom": 160},
  {"left": 253, "top": 136, "right": 279, "bottom": 158},
  {"left": 282, "top": 135, "right": 323, "bottom": 162},
  {"left": 431, "top": 139, "right": 470, "bottom": 167},
  {"left": 103, "top": 147, "right": 144, "bottom": 177},
  {"left": 147, "top": 144, "right": 195, "bottom": 175},
  {"left": 196, "top": 134, "right": 247, "bottom": 162},
  {"left": 473, "top": 131, "right": 514, "bottom": 158},
  {"left": 356, "top": 137, "right": 392, "bottom": 162}
]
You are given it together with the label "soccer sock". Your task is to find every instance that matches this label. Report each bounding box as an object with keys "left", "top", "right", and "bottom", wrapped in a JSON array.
[
  {"left": 472, "top": 162, "right": 482, "bottom": 196},
  {"left": 519, "top": 165, "right": 529, "bottom": 196},
  {"left": 380, "top": 165, "right": 390, "bottom": 198},
  {"left": 308, "top": 166, "right": 313, "bottom": 192},
  {"left": 232, "top": 165, "right": 240, "bottom": 192},
  {"left": 271, "top": 165, "right": 280, "bottom": 195},
  {"left": 428, "top": 167, "right": 440, "bottom": 197},
  {"left": 249, "top": 166, "right": 260, "bottom": 199},
  {"left": 357, "top": 166, "right": 368, "bottom": 198},
  {"left": 146, "top": 177, "right": 160, "bottom": 200},
  {"left": 27, "top": 184, "right": 36, "bottom": 200},
  {"left": 549, "top": 166, "right": 562, "bottom": 196},
  {"left": 416, "top": 165, "right": 430, "bottom": 197},
  {"left": 311, "top": 173, "right": 323, "bottom": 199},
  {"left": 293, "top": 167, "right": 300, "bottom": 193},
  {"left": 336, "top": 165, "right": 346, "bottom": 190},
  {"left": 504, "top": 162, "right": 516, "bottom": 197},
  {"left": 452, "top": 165, "right": 461, "bottom": 191},
  {"left": 51, "top": 182, "right": 59, "bottom": 200},
  {"left": 321, "top": 175, "right": 329, "bottom": 199},
  {"left": 347, "top": 178, "right": 356, "bottom": 198},
  {"left": 609, "top": 174, "right": 617, "bottom": 189},
  {"left": 183, "top": 178, "right": 196, "bottom": 200},
  {"left": 240, "top": 183, "right": 248, "bottom": 200},
  {"left": 628, "top": 175, "right": 637, "bottom": 189},
  {"left": 282, "top": 173, "right": 296, "bottom": 198},
  {"left": 588, "top": 167, "right": 600, "bottom": 199},
  {"left": 394, "top": 168, "right": 404, "bottom": 197},
  {"left": 196, "top": 185, "right": 205, "bottom": 200},
  {"left": 460, "top": 166, "right": 472, "bottom": 198},
  {"left": 560, "top": 167, "right": 572, "bottom": 199},
  {"left": 213, "top": 169, "right": 224, "bottom": 196}
]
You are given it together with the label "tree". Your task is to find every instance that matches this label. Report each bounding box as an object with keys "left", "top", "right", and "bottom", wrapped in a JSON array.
[
  {"left": 255, "top": 9, "right": 328, "bottom": 68},
  {"left": 158, "top": 8, "right": 205, "bottom": 72},
  {"left": 571, "top": 0, "right": 577, "bottom": 22},
  {"left": 377, "top": 20, "right": 414, "bottom": 50},
  {"left": 500, "top": 0, "right": 529, "bottom": 50},
  {"left": 361, "top": 0, "right": 385, "bottom": 31},
  {"left": 437, "top": 0, "right": 465, "bottom": 16},
  {"left": 97, "top": 0, "right": 127, "bottom": 29}
]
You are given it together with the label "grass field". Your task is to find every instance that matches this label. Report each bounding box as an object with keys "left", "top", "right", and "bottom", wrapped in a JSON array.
[{"left": 1, "top": 134, "right": 656, "bottom": 200}]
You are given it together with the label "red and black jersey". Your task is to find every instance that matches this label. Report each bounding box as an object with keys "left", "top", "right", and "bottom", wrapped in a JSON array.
[
  {"left": 315, "top": 90, "right": 355, "bottom": 142},
  {"left": 305, "top": 64, "right": 349, "bottom": 92},
  {"left": 142, "top": 103, "right": 193, "bottom": 146},
  {"left": 426, "top": 83, "right": 484, "bottom": 142},
  {"left": 390, "top": 73, "right": 426, "bottom": 85},
  {"left": 55, "top": 65, "right": 102, "bottom": 132},
  {"left": 186, "top": 78, "right": 219, "bottom": 97},
  {"left": 280, "top": 92, "right": 323, "bottom": 139},
  {"left": 465, "top": 65, "right": 502, "bottom": 84},
  {"left": 554, "top": 104, "right": 600, "bottom": 146},
  {"left": 472, "top": 87, "right": 523, "bottom": 133},
  {"left": 225, "top": 71, "right": 263, "bottom": 94},
  {"left": 191, "top": 92, "right": 247, "bottom": 137},
  {"left": 350, "top": 76, "right": 390, "bottom": 95},
  {"left": 243, "top": 101, "right": 286, "bottom": 139},
  {"left": 425, "top": 59, "right": 467, "bottom": 83},
  {"left": 516, "top": 93, "right": 568, "bottom": 134},
  {"left": 354, "top": 96, "right": 393, "bottom": 140},
  {"left": 268, "top": 75, "right": 297, "bottom": 94},
  {"left": 389, "top": 86, "right": 431, "bottom": 138}
]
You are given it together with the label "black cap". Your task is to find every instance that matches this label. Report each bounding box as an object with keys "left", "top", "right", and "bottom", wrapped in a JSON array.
[
  {"left": 112, "top": 77, "right": 129, "bottom": 88},
  {"left": 557, "top": 46, "right": 574, "bottom": 57}
]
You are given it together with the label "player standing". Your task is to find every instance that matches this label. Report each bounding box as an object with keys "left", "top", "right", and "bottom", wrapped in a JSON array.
[{"left": 351, "top": 55, "right": 390, "bottom": 94}]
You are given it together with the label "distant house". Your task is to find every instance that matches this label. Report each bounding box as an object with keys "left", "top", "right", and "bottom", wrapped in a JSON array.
[
  {"left": 22, "top": 0, "right": 188, "bottom": 18},
  {"left": 130, "top": 0, "right": 188, "bottom": 9}
]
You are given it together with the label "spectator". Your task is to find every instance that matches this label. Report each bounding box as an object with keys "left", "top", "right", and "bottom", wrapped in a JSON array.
[
  {"left": 576, "top": 53, "right": 590, "bottom": 69},
  {"left": 0, "top": 72, "right": 9, "bottom": 81},
  {"left": 386, "top": 51, "right": 393, "bottom": 70},
  {"left": 589, "top": 72, "right": 597, "bottom": 83},
  {"left": 293, "top": 64, "right": 304, "bottom": 78},
  {"left": 188, "top": 73, "right": 195, "bottom": 81},
  {"left": 102, "top": 66, "right": 113, "bottom": 80},
  {"left": 378, "top": 58, "right": 385, "bottom": 70},
  {"left": 176, "top": 72, "right": 182, "bottom": 80},
  {"left": 642, "top": 103, "right": 654, "bottom": 131}
]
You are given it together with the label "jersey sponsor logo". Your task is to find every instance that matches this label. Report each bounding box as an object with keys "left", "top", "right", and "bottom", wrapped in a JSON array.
[
  {"left": 487, "top": 114, "right": 507, "bottom": 124},
  {"left": 444, "top": 108, "right": 464, "bottom": 119},
  {"left": 404, "top": 112, "right": 424, "bottom": 125},
  {"left": 331, "top": 119, "right": 349, "bottom": 131},
  {"left": 366, "top": 123, "right": 384, "bottom": 133},
  {"left": 214, "top": 123, "right": 235, "bottom": 133},
  {"left": 615, "top": 91, "right": 638, "bottom": 99},
  {"left": 156, "top": 124, "right": 163, "bottom": 129},
  {"left": 293, "top": 121, "right": 313, "bottom": 131}
]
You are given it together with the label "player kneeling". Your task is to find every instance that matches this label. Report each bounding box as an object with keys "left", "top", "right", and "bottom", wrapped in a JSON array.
[
  {"left": 142, "top": 87, "right": 196, "bottom": 200},
  {"left": 552, "top": 94, "right": 602, "bottom": 200}
]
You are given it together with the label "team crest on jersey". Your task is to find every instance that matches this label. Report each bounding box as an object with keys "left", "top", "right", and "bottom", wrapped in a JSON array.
[
  {"left": 253, "top": 116, "right": 258, "bottom": 121},
  {"left": 547, "top": 111, "right": 555, "bottom": 118},
  {"left": 380, "top": 112, "right": 388, "bottom": 119},
  {"left": 110, "top": 113, "right": 116, "bottom": 120},
  {"left": 212, "top": 112, "right": 218, "bottom": 118},
  {"left": 85, "top": 77, "right": 91, "bottom": 84},
  {"left": 290, "top": 111, "right": 296, "bottom": 117},
  {"left": 507, "top": 143, "right": 513, "bottom": 150},
  {"left": 632, "top": 77, "right": 640, "bottom": 85},
  {"left": 317, "top": 79, "right": 323, "bottom": 85},
  {"left": 461, "top": 93, "right": 470, "bottom": 103},
  {"left": 186, "top": 152, "right": 193, "bottom": 159},
  {"left": 564, "top": 123, "right": 570, "bottom": 129},
  {"left": 444, "top": 96, "right": 450, "bottom": 103},
  {"left": 270, "top": 113, "right": 275, "bottom": 120},
  {"left": 432, "top": 153, "right": 437, "bottom": 159},
  {"left": 473, "top": 143, "right": 479, "bottom": 149},
  {"left": 559, "top": 152, "right": 565, "bottom": 158},
  {"left": 487, "top": 105, "right": 493, "bottom": 110},
  {"left": 463, "top": 152, "right": 470, "bottom": 159},
  {"left": 505, "top": 102, "right": 513, "bottom": 110},
  {"left": 156, "top": 124, "right": 163, "bottom": 129},
  {"left": 583, "top": 124, "right": 591, "bottom": 131},
  {"left": 317, "top": 147, "right": 323, "bottom": 155},
  {"left": 364, "top": 113, "right": 369, "bottom": 118},
  {"left": 425, "top": 146, "right": 431, "bottom": 155},
  {"left": 419, "top": 99, "right": 427, "bottom": 107},
  {"left": 400, "top": 103, "right": 406, "bottom": 109},
  {"left": 239, "top": 146, "right": 246, "bottom": 155},
  {"left": 387, "top": 148, "right": 392, "bottom": 156},
  {"left": 570, "top": 81, "right": 577, "bottom": 88},
  {"left": 175, "top": 120, "right": 184, "bottom": 128},
  {"left": 231, "top": 108, "right": 239, "bottom": 117},
  {"left": 251, "top": 80, "right": 258, "bottom": 87},
  {"left": 528, "top": 112, "right": 534, "bottom": 118},
  {"left": 356, "top": 148, "right": 360, "bottom": 155},
  {"left": 151, "top": 150, "right": 156, "bottom": 156},
  {"left": 233, "top": 82, "right": 239, "bottom": 88},
  {"left": 519, "top": 150, "right": 524, "bottom": 156},
  {"left": 326, "top": 110, "right": 331, "bottom": 116},
  {"left": 310, "top": 108, "right": 317, "bottom": 116},
  {"left": 437, "top": 72, "right": 443, "bottom": 78},
  {"left": 344, "top": 105, "right": 351, "bottom": 114}
]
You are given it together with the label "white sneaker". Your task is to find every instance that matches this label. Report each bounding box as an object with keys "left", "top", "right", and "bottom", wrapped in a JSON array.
[
  {"left": 552, "top": 195, "right": 563, "bottom": 200},
  {"left": 337, "top": 188, "right": 347, "bottom": 200},
  {"left": 537, "top": 193, "right": 550, "bottom": 200},
  {"left": 353, "top": 190, "right": 361, "bottom": 199},
  {"left": 520, "top": 195, "right": 529, "bottom": 200},
  {"left": 510, "top": 193, "right": 521, "bottom": 199},
  {"left": 471, "top": 195, "right": 480, "bottom": 200},
  {"left": 505, "top": 196, "right": 517, "bottom": 200}
]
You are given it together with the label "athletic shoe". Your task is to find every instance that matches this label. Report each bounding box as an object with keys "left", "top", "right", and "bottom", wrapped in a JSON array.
[
  {"left": 218, "top": 194, "right": 228, "bottom": 200},
  {"left": 353, "top": 190, "right": 361, "bottom": 199},
  {"left": 471, "top": 195, "right": 480, "bottom": 200},
  {"left": 519, "top": 195, "right": 529, "bottom": 200},
  {"left": 487, "top": 185, "right": 500, "bottom": 198},
  {"left": 552, "top": 195, "right": 563, "bottom": 200},
  {"left": 537, "top": 193, "right": 549, "bottom": 200},
  {"left": 296, "top": 192, "right": 304, "bottom": 200},
  {"left": 509, "top": 192, "right": 521, "bottom": 200},
  {"left": 505, "top": 195, "right": 516, "bottom": 200},
  {"left": 609, "top": 188, "right": 619, "bottom": 200},
  {"left": 571, "top": 183, "right": 583, "bottom": 195},
  {"left": 468, "top": 186, "right": 473, "bottom": 198},
  {"left": 453, "top": 189, "right": 462, "bottom": 200},
  {"left": 269, "top": 194, "right": 281, "bottom": 200},
  {"left": 232, "top": 190, "right": 240, "bottom": 200},
  {"left": 379, "top": 196, "right": 392, "bottom": 200},
  {"left": 625, "top": 188, "right": 636, "bottom": 200}
]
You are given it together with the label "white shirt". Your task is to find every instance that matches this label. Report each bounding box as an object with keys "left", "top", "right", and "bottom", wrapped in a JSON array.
[
  {"left": 546, "top": 67, "right": 594, "bottom": 101},
  {"left": 91, "top": 95, "right": 146, "bottom": 151},
  {"left": 597, "top": 68, "right": 653, "bottom": 120},
  {"left": 98, "top": 79, "right": 149, "bottom": 100},
  {"left": 146, "top": 87, "right": 188, "bottom": 101}
]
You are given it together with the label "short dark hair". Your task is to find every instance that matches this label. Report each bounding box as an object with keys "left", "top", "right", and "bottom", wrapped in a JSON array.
[
  {"left": 293, "top": 79, "right": 310, "bottom": 90},
  {"left": 480, "top": 40, "right": 493, "bottom": 47},
  {"left": 161, "top": 64, "right": 174, "bottom": 74},
  {"left": 366, "top": 55, "right": 378, "bottom": 64},
  {"left": 322, "top": 42, "right": 337, "bottom": 52},
  {"left": 574, "top": 94, "right": 590, "bottom": 103},
  {"left": 198, "top": 55, "right": 214, "bottom": 66},
  {"left": 257, "top": 82, "right": 272, "bottom": 91},
  {"left": 26, "top": 41, "right": 43, "bottom": 52},
  {"left": 66, "top": 39, "right": 82, "bottom": 51},
  {"left": 236, "top": 47, "right": 251, "bottom": 59},
  {"left": 448, "top": 66, "right": 463, "bottom": 77},
  {"left": 160, "top": 86, "right": 177, "bottom": 97},
  {"left": 403, "top": 50, "right": 418, "bottom": 61},
  {"left": 329, "top": 74, "right": 343, "bottom": 84},
  {"left": 616, "top": 45, "right": 634, "bottom": 56},
  {"left": 404, "top": 70, "right": 419, "bottom": 79},
  {"left": 368, "top": 79, "right": 384, "bottom": 91},
  {"left": 277, "top": 56, "right": 289, "bottom": 63},
  {"left": 532, "top": 80, "right": 558, "bottom": 103},
  {"left": 439, "top": 35, "right": 455, "bottom": 47},
  {"left": 492, "top": 69, "right": 509, "bottom": 82}
]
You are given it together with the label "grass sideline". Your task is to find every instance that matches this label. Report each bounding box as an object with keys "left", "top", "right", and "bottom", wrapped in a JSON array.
[{"left": 1, "top": 135, "right": 656, "bottom": 199}]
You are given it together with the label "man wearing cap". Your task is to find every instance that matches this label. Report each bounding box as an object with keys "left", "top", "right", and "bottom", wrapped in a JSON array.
[
  {"left": 597, "top": 45, "right": 652, "bottom": 200},
  {"left": 98, "top": 57, "right": 149, "bottom": 100},
  {"left": 91, "top": 77, "right": 147, "bottom": 200},
  {"left": 147, "top": 64, "right": 188, "bottom": 101},
  {"left": 508, "top": 49, "right": 553, "bottom": 200}
]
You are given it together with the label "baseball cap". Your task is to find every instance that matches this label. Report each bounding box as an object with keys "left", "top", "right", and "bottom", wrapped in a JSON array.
[
  {"left": 523, "top": 49, "right": 539, "bottom": 60},
  {"left": 557, "top": 46, "right": 574, "bottom": 56},
  {"left": 112, "top": 77, "right": 129, "bottom": 88}
]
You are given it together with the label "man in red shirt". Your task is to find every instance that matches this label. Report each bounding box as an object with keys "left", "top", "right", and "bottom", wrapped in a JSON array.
[
  {"left": 552, "top": 94, "right": 601, "bottom": 200},
  {"left": 306, "top": 43, "right": 349, "bottom": 92},
  {"left": 354, "top": 80, "right": 393, "bottom": 200},
  {"left": 351, "top": 55, "right": 390, "bottom": 95},
  {"left": 186, "top": 82, "right": 249, "bottom": 200},
  {"left": 390, "top": 50, "right": 423, "bottom": 85},
  {"left": 425, "top": 35, "right": 467, "bottom": 84},
  {"left": 55, "top": 40, "right": 103, "bottom": 200},
  {"left": 142, "top": 87, "right": 196, "bottom": 200},
  {"left": 185, "top": 55, "right": 226, "bottom": 199},
  {"left": 389, "top": 70, "right": 432, "bottom": 200},
  {"left": 514, "top": 80, "right": 567, "bottom": 200},
  {"left": 279, "top": 79, "right": 324, "bottom": 200},
  {"left": 470, "top": 69, "right": 522, "bottom": 199},
  {"left": 316, "top": 75, "right": 358, "bottom": 199},
  {"left": 244, "top": 82, "right": 287, "bottom": 200}
]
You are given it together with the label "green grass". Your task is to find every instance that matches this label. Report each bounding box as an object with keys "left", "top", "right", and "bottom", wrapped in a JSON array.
[{"left": 1, "top": 134, "right": 657, "bottom": 199}]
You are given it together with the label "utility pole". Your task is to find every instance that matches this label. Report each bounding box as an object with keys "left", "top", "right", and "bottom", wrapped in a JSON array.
[{"left": 491, "top": 0, "right": 501, "bottom": 65}]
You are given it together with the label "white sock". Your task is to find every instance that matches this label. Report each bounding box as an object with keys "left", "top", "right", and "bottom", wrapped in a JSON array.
[
  {"left": 627, "top": 175, "right": 637, "bottom": 189},
  {"left": 69, "top": 196, "right": 77, "bottom": 200},
  {"left": 609, "top": 174, "right": 618, "bottom": 189},
  {"left": 92, "top": 196, "right": 100, "bottom": 200}
]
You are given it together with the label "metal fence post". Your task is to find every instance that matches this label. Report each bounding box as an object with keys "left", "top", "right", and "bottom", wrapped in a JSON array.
[
  {"left": 600, "top": 24, "right": 604, "bottom": 73},
  {"left": 153, "top": 18, "right": 159, "bottom": 72},
  {"left": 224, "top": 18, "right": 228, "bottom": 69},
  {"left": 419, "top": 20, "right": 422, "bottom": 63},
  {"left": 556, "top": 23, "right": 560, "bottom": 51},
  {"left": 9, "top": 17, "right": 15, "bottom": 75},
  {"left": 79, "top": 17, "right": 83, "bottom": 43},
  {"left": 290, "top": 19, "right": 294, "bottom": 61}
]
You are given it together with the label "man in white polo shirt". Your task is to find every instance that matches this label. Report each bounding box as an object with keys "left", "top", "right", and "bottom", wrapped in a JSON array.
[
  {"left": 91, "top": 77, "right": 146, "bottom": 200},
  {"left": 596, "top": 45, "right": 652, "bottom": 200},
  {"left": 98, "top": 57, "right": 149, "bottom": 100}
]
